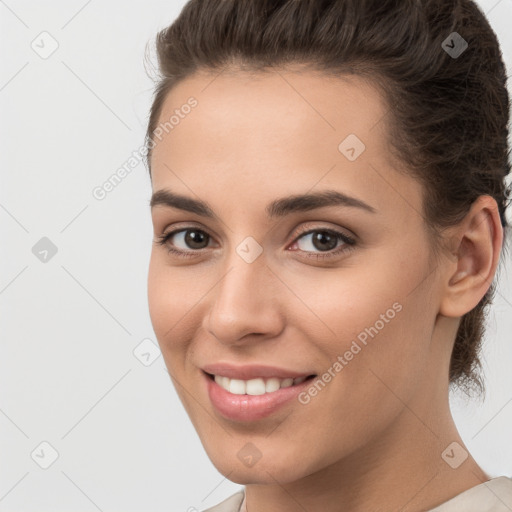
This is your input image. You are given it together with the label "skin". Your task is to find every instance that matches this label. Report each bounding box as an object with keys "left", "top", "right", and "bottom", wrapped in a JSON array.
[{"left": 147, "top": 66, "right": 503, "bottom": 512}]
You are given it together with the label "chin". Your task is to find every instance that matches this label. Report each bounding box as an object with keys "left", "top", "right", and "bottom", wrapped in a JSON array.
[
  {"left": 204, "top": 442, "right": 316, "bottom": 485},
  {"left": 214, "top": 461, "right": 309, "bottom": 486}
]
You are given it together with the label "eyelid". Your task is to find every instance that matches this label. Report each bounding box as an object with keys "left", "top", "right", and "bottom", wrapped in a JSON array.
[
  {"left": 292, "top": 221, "right": 356, "bottom": 243},
  {"left": 158, "top": 220, "right": 356, "bottom": 242},
  {"left": 156, "top": 221, "right": 357, "bottom": 259}
]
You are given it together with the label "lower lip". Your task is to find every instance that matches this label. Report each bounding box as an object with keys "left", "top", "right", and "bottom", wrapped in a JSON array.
[{"left": 203, "top": 371, "right": 315, "bottom": 422}]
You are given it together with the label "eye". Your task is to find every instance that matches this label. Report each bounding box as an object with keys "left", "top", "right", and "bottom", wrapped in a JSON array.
[
  {"left": 155, "top": 228, "right": 212, "bottom": 258},
  {"left": 289, "top": 227, "right": 356, "bottom": 260},
  {"left": 155, "top": 224, "right": 356, "bottom": 261}
]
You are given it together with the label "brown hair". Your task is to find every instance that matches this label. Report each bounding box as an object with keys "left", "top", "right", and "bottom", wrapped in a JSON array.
[{"left": 145, "top": 0, "right": 511, "bottom": 397}]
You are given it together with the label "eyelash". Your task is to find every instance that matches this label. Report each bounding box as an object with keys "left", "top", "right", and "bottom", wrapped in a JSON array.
[{"left": 155, "top": 225, "right": 356, "bottom": 261}]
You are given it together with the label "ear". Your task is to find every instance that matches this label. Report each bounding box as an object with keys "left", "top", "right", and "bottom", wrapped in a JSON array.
[{"left": 439, "top": 195, "right": 503, "bottom": 318}]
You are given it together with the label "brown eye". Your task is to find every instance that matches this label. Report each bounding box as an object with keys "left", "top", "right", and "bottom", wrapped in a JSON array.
[
  {"left": 156, "top": 228, "right": 212, "bottom": 256},
  {"left": 178, "top": 229, "right": 210, "bottom": 250},
  {"left": 287, "top": 226, "right": 357, "bottom": 262},
  {"left": 306, "top": 231, "right": 339, "bottom": 252}
]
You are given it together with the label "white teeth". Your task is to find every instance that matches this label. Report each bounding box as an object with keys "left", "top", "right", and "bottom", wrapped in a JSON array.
[
  {"left": 265, "top": 378, "right": 281, "bottom": 393},
  {"left": 246, "top": 378, "right": 266, "bottom": 395},
  {"left": 213, "top": 374, "right": 310, "bottom": 395},
  {"left": 229, "top": 379, "right": 246, "bottom": 395}
]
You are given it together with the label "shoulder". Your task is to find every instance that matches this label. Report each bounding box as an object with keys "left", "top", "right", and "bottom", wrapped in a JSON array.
[
  {"left": 201, "top": 489, "right": 245, "bottom": 512},
  {"left": 428, "top": 476, "right": 512, "bottom": 512}
]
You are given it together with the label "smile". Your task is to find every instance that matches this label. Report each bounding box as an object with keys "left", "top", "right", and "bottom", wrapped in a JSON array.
[
  {"left": 203, "top": 370, "right": 318, "bottom": 421},
  {"left": 208, "top": 373, "right": 315, "bottom": 396}
]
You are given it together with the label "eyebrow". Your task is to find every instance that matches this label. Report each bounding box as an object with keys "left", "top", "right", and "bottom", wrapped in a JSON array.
[{"left": 150, "top": 188, "right": 377, "bottom": 219}]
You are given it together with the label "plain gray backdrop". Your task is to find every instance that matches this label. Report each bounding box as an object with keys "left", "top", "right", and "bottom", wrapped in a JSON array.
[{"left": 1, "top": 1, "right": 511, "bottom": 511}]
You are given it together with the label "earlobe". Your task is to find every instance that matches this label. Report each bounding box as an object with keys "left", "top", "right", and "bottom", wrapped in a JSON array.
[{"left": 439, "top": 196, "right": 503, "bottom": 318}]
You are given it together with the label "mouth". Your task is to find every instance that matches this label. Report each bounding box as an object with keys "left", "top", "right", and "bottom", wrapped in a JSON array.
[
  {"left": 203, "top": 370, "right": 318, "bottom": 421},
  {"left": 201, "top": 362, "right": 319, "bottom": 421},
  {"left": 204, "top": 370, "right": 317, "bottom": 396}
]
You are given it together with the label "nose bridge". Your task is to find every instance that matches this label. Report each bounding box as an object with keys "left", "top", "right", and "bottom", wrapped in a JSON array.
[{"left": 205, "top": 244, "right": 282, "bottom": 343}]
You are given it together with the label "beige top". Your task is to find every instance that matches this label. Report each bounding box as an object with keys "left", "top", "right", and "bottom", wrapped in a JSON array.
[{"left": 202, "top": 476, "right": 512, "bottom": 512}]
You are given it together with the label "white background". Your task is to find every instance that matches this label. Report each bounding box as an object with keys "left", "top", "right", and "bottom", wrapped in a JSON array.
[{"left": 0, "top": 1, "right": 511, "bottom": 511}]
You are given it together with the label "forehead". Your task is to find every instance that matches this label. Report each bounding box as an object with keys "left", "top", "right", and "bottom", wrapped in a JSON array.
[
  {"left": 151, "top": 68, "right": 390, "bottom": 167},
  {"left": 149, "top": 67, "right": 421, "bottom": 220}
]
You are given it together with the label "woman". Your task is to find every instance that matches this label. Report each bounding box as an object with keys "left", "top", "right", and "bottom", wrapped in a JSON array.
[{"left": 145, "top": 0, "right": 512, "bottom": 510}]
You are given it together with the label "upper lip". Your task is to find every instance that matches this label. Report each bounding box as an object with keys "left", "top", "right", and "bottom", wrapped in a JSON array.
[{"left": 202, "top": 363, "right": 315, "bottom": 380}]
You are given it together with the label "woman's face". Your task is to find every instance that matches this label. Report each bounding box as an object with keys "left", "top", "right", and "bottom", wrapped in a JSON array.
[{"left": 148, "top": 68, "right": 451, "bottom": 483}]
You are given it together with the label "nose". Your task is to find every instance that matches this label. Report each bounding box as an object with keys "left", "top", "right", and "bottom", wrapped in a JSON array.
[{"left": 204, "top": 252, "right": 285, "bottom": 346}]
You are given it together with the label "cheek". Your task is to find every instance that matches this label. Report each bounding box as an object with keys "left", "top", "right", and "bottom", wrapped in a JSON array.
[
  {"left": 298, "top": 250, "right": 435, "bottom": 404},
  {"left": 284, "top": 277, "right": 433, "bottom": 466},
  {"left": 147, "top": 256, "right": 198, "bottom": 355},
  {"left": 288, "top": 262, "right": 407, "bottom": 349},
  {"left": 147, "top": 256, "right": 170, "bottom": 338}
]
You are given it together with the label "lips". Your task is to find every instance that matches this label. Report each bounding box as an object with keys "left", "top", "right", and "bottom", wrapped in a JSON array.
[
  {"left": 200, "top": 362, "right": 318, "bottom": 421},
  {"left": 203, "top": 370, "right": 316, "bottom": 421}
]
